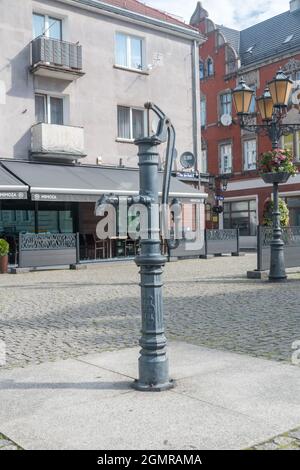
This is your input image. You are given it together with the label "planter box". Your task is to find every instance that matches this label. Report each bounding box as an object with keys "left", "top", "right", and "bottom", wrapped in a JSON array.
[
  {"left": 0, "top": 255, "right": 8, "bottom": 274},
  {"left": 261, "top": 172, "right": 291, "bottom": 184}
]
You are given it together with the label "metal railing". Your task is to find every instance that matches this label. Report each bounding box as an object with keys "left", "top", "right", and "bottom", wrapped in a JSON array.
[
  {"left": 168, "top": 228, "right": 239, "bottom": 259},
  {"left": 19, "top": 233, "right": 77, "bottom": 268},
  {"left": 31, "top": 37, "right": 83, "bottom": 70},
  {"left": 257, "top": 225, "right": 300, "bottom": 271}
]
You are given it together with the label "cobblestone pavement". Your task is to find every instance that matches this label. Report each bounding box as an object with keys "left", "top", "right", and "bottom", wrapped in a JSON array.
[
  {"left": 0, "top": 254, "right": 300, "bottom": 369},
  {"left": 250, "top": 427, "right": 300, "bottom": 450}
]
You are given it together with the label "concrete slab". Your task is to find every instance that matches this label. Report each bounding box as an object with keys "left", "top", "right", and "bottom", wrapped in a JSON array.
[{"left": 0, "top": 342, "right": 300, "bottom": 450}]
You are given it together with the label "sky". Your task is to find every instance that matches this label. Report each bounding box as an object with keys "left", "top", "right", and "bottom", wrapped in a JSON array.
[{"left": 145, "top": 0, "right": 291, "bottom": 30}]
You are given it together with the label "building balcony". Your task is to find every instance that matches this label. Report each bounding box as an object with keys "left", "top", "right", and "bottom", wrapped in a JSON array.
[
  {"left": 30, "top": 37, "right": 84, "bottom": 80},
  {"left": 31, "top": 123, "right": 86, "bottom": 162}
]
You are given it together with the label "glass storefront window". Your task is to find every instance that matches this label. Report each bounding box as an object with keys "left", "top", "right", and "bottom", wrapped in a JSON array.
[
  {"left": 0, "top": 209, "right": 35, "bottom": 235},
  {"left": 223, "top": 199, "right": 257, "bottom": 236},
  {"left": 285, "top": 197, "right": 300, "bottom": 226}
]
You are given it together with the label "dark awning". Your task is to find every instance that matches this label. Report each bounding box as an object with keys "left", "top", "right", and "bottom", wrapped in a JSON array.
[
  {"left": 0, "top": 164, "right": 28, "bottom": 200},
  {"left": 1, "top": 161, "right": 206, "bottom": 203}
]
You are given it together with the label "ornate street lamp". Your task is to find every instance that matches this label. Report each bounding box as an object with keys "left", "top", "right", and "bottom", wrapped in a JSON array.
[
  {"left": 268, "top": 69, "right": 293, "bottom": 108},
  {"left": 256, "top": 87, "right": 273, "bottom": 121},
  {"left": 232, "top": 79, "right": 254, "bottom": 115},
  {"left": 232, "top": 70, "right": 300, "bottom": 282}
]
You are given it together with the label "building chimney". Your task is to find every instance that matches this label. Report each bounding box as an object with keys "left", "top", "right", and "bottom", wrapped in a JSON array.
[{"left": 290, "top": 0, "right": 300, "bottom": 13}]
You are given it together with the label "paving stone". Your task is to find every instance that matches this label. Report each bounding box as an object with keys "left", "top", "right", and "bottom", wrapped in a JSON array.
[{"left": 0, "top": 255, "right": 299, "bottom": 369}]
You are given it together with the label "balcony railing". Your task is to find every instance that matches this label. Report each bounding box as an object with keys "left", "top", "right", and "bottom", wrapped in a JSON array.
[
  {"left": 31, "top": 123, "right": 86, "bottom": 162},
  {"left": 31, "top": 37, "right": 84, "bottom": 79}
]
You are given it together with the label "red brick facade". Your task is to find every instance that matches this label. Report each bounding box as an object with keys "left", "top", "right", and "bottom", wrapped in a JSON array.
[{"left": 193, "top": 5, "right": 300, "bottom": 243}]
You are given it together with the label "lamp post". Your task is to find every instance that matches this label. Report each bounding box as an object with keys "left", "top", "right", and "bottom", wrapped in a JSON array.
[{"left": 232, "top": 70, "right": 300, "bottom": 281}]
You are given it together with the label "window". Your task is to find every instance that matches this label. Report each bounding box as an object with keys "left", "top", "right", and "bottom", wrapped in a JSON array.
[
  {"left": 283, "top": 35, "right": 294, "bottom": 44},
  {"left": 223, "top": 200, "right": 257, "bottom": 236},
  {"left": 226, "top": 47, "right": 237, "bottom": 74},
  {"left": 117, "top": 106, "right": 145, "bottom": 140},
  {"left": 115, "top": 33, "right": 144, "bottom": 71},
  {"left": 282, "top": 132, "right": 300, "bottom": 161},
  {"left": 35, "top": 94, "right": 64, "bottom": 125},
  {"left": 220, "top": 143, "right": 232, "bottom": 174},
  {"left": 201, "top": 147, "right": 208, "bottom": 174},
  {"left": 243, "top": 139, "right": 257, "bottom": 170},
  {"left": 220, "top": 92, "right": 232, "bottom": 116},
  {"left": 32, "top": 13, "right": 62, "bottom": 40},
  {"left": 246, "top": 45, "right": 255, "bottom": 53},
  {"left": 200, "top": 96, "right": 206, "bottom": 127},
  {"left": 199, "top": 61, "right": 204, "bottom": 80},
  {"left": 207, "top": 58, "right": 214, "bottom": 76}
]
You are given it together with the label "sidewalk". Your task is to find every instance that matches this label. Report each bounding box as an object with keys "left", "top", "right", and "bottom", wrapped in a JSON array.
[{"left": 0, "top": 341, "right": 300, "bottom": 450}]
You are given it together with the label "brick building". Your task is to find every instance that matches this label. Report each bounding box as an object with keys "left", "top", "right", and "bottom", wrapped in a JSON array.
[{"left": 191, "top": 1, "right": 300, "bottom": 248}]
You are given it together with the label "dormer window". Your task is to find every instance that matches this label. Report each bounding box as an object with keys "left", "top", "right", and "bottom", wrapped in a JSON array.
[
  {"left": 246, "top": 45, "right": 255, "bottom": 53},
  {"left": 283, "top": 34, "right": 294, "bottom": 44}
]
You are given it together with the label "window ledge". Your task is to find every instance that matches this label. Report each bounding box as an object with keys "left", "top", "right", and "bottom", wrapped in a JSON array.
[
  {"left": 113, "top": 65, "right": 149, "bottom": 75},
  {"left": 116, "top": 138, "right": 135, "bottom": 144}
]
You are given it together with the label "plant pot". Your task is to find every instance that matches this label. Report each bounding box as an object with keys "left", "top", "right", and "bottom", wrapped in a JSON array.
[
  {"left": 261, "top": 172, "right": 291, "bottom": 184},
  {"left": 0, "top": 255, "right": 8, "bottom": 274}
]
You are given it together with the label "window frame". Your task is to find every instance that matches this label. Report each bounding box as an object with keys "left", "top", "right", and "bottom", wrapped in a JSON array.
[
  {"left": 115, "top": 32, "right": 145, "bottom": 72},
  {"left": 223, "top": 198, "right": 257, "bottom": 236},
  {"left": 32, "top": 12, "right": 63, "bottom": 40},
  {"left": 206, "top": 57, "right": 214, "bottom": 77},
  {"left": 243, "top": 138, "right": 257, "bottom": 171},
  {"left": 220, "top": 91, "right": 232, "bottom": 117},
  {"left": 200, "top": 95, "right": 206, "bottom": 128},
  {"left": 219, "top": 142, "right": 233, "bottom": 174},
  {"left": 35, "top": 93, "right": 65, "bottom": 125},
  {"left": 117, "top": 105, "right": 146, "bottom": 142},
  {"left": 282, "top": 131, "right": 300, "bottom": 161}
]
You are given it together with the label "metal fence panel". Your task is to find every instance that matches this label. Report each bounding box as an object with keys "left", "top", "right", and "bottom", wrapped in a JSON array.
[
  {"left": 206, "top": 229, "right": 238, "bottom": 255},
  {"left": 258, "top": 226, "right": 300, "bottom": 271},
  {"left": 19, "top": 233, "right": 77, "bottom": 268},
  {"left": 169, "top": 229, "right": 239, "bottom": 258}
]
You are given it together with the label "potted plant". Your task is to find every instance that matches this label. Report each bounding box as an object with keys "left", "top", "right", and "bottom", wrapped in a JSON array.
[
  {"left": 0, "top": 239, "right": 9, "bottom": 274},
  {"left": 263, "top": 198, "right": 290, "bottom": 227},
  {"left": 258, "top": 148, "right": 298, "bottom": 184}
]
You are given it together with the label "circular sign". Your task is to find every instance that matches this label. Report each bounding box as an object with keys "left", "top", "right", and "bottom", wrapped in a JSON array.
[
  {"left": 180, "top": 152, "right": 195, "bottom": 169},
  {"left": 220, "top": 114, "right": 233, "bottom": 127}
]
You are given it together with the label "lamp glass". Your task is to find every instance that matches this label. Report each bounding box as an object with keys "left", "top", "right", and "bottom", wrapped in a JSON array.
[
  {"left": 232, "top": 79, "right": 254, "bottom": 114},
  {"left": 257, "top": 94, "right": 273, "bottom": 121},
  {"left": 269, "top": 71, "right": 293, "bottom": 107}
]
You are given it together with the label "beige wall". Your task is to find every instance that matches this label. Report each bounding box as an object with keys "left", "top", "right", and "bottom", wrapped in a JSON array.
[{"left": 0, "top": 0, "right": 200, "bottom": 169}]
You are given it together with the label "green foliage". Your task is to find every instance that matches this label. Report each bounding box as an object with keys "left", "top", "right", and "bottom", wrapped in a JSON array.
[
  {"left": 0, "top": 239, "right": 9, "bottom": 257},
  {"left": 263, "top": 198, "right": 290, "bottom": 227},
  {"left": 258, "top": 149, "right": 298, "bottom": 176}
]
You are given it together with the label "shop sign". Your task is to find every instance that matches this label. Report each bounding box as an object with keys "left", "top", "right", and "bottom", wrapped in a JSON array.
[
  {"left": 32, "top": 193, "right": 58, "bottom": 201},
  {"left": 0, "top": 191, "right": 26, "bottom": 199}
]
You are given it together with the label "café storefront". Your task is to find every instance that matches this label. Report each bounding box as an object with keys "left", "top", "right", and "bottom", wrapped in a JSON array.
[{"left": 0, "top": 160, "right": 206, "bottom": 266}]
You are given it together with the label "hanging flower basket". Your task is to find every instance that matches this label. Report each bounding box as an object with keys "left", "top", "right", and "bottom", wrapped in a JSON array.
[
  {"left": 261, "top": 172, "right": 291, "bottom": 184},
  {"left": 258, "top": 149, "right": 298, "bottom": 185}
]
